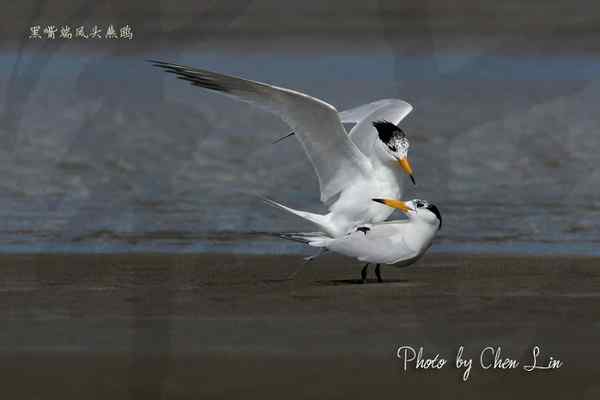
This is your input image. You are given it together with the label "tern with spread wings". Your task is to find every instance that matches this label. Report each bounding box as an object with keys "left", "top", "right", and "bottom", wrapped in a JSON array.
[
  {"left": 150, "top": 60, "right": 416, "bottom": 236},
  {"left": 281, "top": 198, "right": 442, "bottom": 283}
]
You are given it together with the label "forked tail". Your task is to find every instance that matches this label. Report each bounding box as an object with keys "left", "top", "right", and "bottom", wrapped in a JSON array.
[
  {"left": 278, "top": 232, "right": 331, "bottom": 247},
  {"left": 261, "top": 197, "right": 335, "bottom": 235}
]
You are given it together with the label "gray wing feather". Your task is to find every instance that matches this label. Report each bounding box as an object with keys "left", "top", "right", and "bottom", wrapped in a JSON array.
[{"left": 149, "top": 60, "right": 372, "bottom": 203}]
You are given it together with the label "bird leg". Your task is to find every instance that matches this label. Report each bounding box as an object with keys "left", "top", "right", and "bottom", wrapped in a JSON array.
[
  {"left": 375, "top": 264, "right": 383, "bottom": 283},
  {"left": 361, "top": 263, "right": 369, "bottom": 283}
]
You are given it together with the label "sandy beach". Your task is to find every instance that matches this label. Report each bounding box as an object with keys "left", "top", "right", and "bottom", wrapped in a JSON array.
[{"left": 0, "top": 252, "right": 598, "bottom": 398}]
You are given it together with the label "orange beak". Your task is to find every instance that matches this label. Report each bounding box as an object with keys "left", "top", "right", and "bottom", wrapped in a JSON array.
[
  {"left": 372, "top": 199, "right": 414, "bottom": 214},
  {"left": 398, "top": 157, "right": 415, "bottom": 185}
]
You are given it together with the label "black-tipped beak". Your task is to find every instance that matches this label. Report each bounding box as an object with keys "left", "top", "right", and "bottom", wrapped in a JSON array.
[
  {"left": 372, "top": 198, "right": 385, "bottom": 205},
  {"left": 398, "top": 157, "right": 415, "bottom": 184}
]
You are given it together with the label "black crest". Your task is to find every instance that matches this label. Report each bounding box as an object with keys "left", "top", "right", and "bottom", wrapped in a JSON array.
[
  {"left": 372, "top": 120, "right": 404, "bottom": 144},
  {"left": 426, "top": 204, "right": 442, "bottom": 230}
]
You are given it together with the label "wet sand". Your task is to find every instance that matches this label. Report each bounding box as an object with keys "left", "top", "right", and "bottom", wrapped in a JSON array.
[{"left": 0, "top": 252, "right": 599, "bottom": 398}]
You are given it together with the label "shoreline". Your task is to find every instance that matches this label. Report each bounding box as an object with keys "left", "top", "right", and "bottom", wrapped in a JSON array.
[{"left": 0, "top": 241, "right": 598, "bottom": 257}]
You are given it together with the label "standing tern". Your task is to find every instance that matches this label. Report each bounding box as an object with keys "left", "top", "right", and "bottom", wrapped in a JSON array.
[
  {"left": 150, "top": 60, "right": 415, "bottom": 236},
  {"left": 280, "top": 198, "right": 442, "bottom": 283}
]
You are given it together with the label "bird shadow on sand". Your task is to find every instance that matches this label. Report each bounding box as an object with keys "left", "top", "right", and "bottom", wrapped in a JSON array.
[
  {"left": 315, "top": 278, "right": 410, "bottom": 286},
  {"left": 262, "top": 278, "right": 295, "bottom": 284}
]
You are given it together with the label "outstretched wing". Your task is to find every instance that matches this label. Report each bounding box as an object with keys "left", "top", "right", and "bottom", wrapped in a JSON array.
[
  {"left": 341, "top": 99, "right": 413, "bottom": 158},
  {"left": 150, "top": 60, "right": 372, "bottom": 203}
]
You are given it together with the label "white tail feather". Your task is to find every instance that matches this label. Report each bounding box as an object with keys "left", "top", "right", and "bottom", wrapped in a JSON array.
[
  {"left": 278, "top": 232, "right": 331, "bottom": 247},
  {"left": 262, "top": 197, "right": 334, "bottom": 234}
]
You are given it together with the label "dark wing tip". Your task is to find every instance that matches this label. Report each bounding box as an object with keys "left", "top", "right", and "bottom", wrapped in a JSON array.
[
  {"left": 147, "top": 59, "right": 175, "bottom": 69},
  {"left": 272, "top": 131, "right": 296, "bottom": 145},
  {"left": 147, "top": 60, "right": 230, "bottom": 93}
]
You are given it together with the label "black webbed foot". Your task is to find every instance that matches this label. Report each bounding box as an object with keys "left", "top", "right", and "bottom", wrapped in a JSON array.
[{"left": 356, "top": 226, "right": 371, "bottom": 235}]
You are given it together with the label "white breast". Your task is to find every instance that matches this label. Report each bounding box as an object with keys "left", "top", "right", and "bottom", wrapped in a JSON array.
[{"left": 327, "top": 220, "right": 437, "bottom": 265}]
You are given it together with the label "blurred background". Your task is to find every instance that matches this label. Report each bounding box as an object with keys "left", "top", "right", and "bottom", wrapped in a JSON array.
[{"left": 1, "top": 0, "right": 599, "bottom": 254}]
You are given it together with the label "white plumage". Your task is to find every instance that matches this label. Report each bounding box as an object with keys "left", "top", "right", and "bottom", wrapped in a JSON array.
[
  {"left": 281, "top": 199, "right": 442, "bottom": 282},
  {"left": 150, "top": 60, "right": 415, "bottom": 236}
]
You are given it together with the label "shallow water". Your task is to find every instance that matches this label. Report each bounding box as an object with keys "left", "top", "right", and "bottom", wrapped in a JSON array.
[{"left": 0, "top": 49, "right": 599, "bottom": 255}]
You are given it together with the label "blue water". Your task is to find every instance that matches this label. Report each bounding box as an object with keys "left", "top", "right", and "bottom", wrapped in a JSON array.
[{"left": 0, "top": 48, "right": 599, "bottom": 255}]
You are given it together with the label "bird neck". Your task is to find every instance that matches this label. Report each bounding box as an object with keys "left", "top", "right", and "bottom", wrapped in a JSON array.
[{"left": 371, "top": 142, "right": 397, "bottom": 168}]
